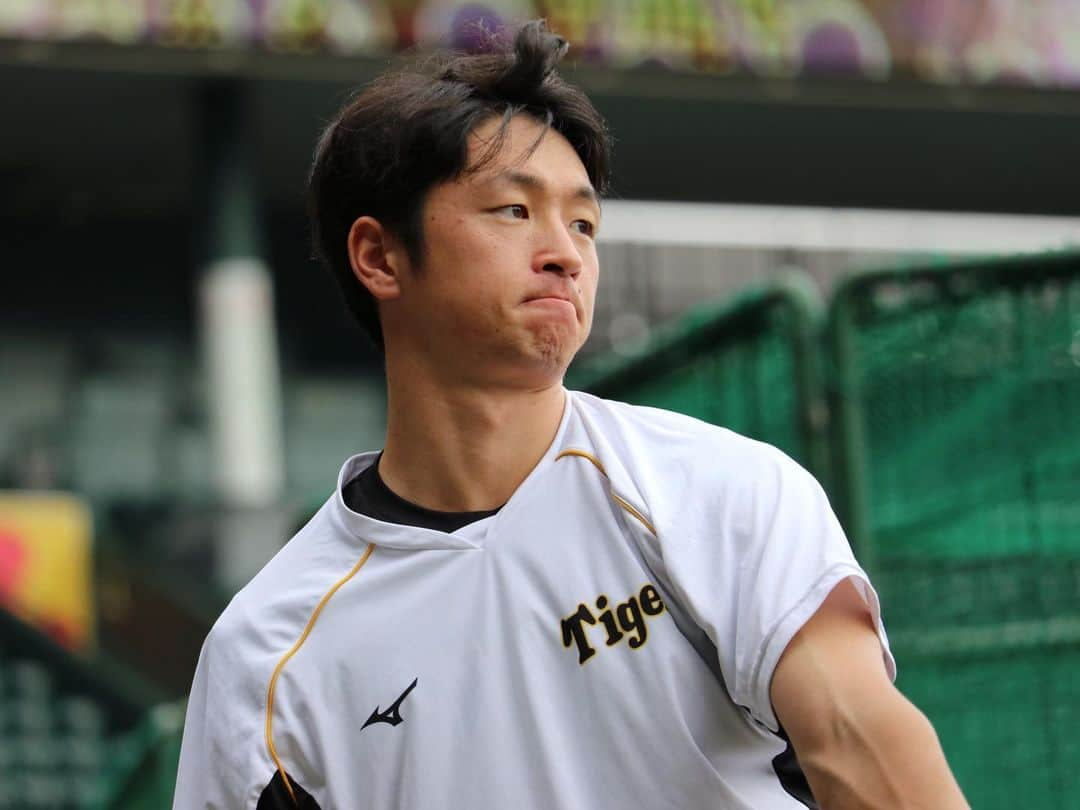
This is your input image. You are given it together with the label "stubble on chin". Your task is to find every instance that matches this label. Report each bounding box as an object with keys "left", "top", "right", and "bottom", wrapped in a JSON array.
[{"left": 528, "top": 321, "right": 579, "bottom": 373}]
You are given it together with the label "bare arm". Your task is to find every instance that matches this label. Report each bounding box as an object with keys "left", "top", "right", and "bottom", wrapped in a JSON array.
[{"left": 770, "top": 579, "right": 969, "bottom": 810}]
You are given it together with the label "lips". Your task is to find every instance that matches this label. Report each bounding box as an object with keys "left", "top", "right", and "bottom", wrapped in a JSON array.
[
  {"left": 524, "top": 294, "right": 577, "bottom": 316},
  {"left": 522, "top": 286, "right": 583, "bottom": 325},
  {"left": 524, "top": 291, "right": 575, "bottom": 305}
]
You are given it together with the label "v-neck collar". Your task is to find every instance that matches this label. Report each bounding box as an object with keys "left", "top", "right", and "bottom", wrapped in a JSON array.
[{"left": 329, "top": 389, "right": 574, "bottom": 551}]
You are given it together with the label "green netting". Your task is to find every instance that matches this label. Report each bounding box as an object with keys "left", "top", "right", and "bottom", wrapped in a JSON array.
[
  {"left": 569, "top": 276, "right": 827, "bottom": 475},
  {"left": 828, "top": 251, "right": 1080, "bottom": 807},
  {"left": 831, "top": 255, "right": 1080, "bottom": 555},
  {"left": 93, "top": 703, "right": 184, "bottom": 810},
  {"left": 895, "top": 645, "right": 1080, "bottom": 809}
]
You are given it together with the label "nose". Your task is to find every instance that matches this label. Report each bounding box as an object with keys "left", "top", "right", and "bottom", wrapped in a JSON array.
[{"left": 533, "top": 218, "right": 584, "bottom": 279}]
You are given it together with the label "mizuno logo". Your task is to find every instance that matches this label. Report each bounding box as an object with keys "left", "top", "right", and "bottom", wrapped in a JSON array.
[{"left": 361, "top": 678, "right": 418, "bottom": 730}]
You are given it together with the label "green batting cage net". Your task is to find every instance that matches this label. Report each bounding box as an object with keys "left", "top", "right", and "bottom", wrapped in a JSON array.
[
  {"left": 569, "top": 276, "right": 829, "bottom": 478},
  {"left": 828, "top": 251, "right": 1080, "bottom": 809},
  {"left": 93, "top": 703, "right": 184, "bottom": 810}
]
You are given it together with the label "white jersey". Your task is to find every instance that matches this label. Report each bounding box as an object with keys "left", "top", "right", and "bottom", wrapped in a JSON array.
[{"left": 174, "top": 390, "right": 894, "bottom": 809}]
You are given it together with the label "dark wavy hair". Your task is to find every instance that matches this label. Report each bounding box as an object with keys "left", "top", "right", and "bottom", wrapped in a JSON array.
[{"left": 307, "top": 20, "right": 612, "bottom": 351}]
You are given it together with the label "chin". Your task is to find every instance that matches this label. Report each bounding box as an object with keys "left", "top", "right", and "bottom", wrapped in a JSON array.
[{"left": 528, "top": 322, "right": 579, "bottom": 368}]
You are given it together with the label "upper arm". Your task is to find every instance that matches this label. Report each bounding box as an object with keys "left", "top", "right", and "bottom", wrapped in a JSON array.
[
  {"left": 770, "top": 577, "right": 893, "bottom": 747},
  {"left": 173, "top": 621, "right": 268, "bottom": 810},
  {"left": 770, "top": 579, "right": 969, "bottom": 809}
]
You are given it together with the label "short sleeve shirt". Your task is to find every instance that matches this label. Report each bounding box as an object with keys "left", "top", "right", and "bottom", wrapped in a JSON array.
[{"left": 173, "top": 390, "right": 894, "bottom": 810}]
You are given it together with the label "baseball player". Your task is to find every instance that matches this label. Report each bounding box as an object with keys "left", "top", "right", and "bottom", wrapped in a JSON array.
[{"left": 173, "top": 20, "right": 968, "bottom": 810}]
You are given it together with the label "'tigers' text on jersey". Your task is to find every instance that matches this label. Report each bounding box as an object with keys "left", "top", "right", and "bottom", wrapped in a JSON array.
[{"left": 560, "top": 584, "right": 667, "bottom": 665}]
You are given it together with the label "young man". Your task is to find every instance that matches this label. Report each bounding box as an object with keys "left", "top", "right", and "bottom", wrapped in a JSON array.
[{"left": 174, "top": 21, "right": 968, "bottom": 810}]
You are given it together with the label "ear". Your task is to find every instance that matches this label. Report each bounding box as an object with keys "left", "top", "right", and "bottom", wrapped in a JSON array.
[{"left": 347, "top": 216, "right": 407, "bottom": 302}]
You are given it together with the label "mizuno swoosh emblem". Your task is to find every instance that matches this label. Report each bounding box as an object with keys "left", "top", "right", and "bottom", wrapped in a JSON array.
[{"left": 361, "top": 678, "right": 418, "bottom": 730}]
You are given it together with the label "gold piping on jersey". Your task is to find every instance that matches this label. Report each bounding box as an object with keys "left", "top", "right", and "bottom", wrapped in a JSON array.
[
  {"left": 264, "top": 542, "right": 376, "bottom": 804},
  {"left": 555, "top": 449, "right": 657, "bottom": 536}
]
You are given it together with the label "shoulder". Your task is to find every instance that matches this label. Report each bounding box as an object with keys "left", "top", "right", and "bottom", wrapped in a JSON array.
[
  {"left": 564, "top": 390, "right": 833, "bottom": 553},
  {"left": 567, "top": 389, "right": 804, "bottom": 494},
  {"left": 178, "top": 497, "right": 365, "bottom": 805},
  {"left": 202, "top": 498, "right": 353, "bottom": 683}
]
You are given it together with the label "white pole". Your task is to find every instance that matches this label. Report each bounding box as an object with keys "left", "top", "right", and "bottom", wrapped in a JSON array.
[{"left": 200, "top": 256, "right": 287, "bottom": 588}]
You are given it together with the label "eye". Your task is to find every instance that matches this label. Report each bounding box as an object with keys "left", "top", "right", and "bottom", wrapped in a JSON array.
[
  {"left": 571, "top": 219, "right": 596, "bottom": 237},
  {"left": 495, "top": 204, "right": 529, "bottom": 219}
]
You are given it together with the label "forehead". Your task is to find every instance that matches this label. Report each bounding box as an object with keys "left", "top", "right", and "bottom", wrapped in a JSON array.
[{"left": 463, "top": 115, "right": 592, "bottom": 189}]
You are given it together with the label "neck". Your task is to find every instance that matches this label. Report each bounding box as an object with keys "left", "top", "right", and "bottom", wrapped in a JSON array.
[{"left": 377, "top": 357, "right": 567, "bottom": 513}]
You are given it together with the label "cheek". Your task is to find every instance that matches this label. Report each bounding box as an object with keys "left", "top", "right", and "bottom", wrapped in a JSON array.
[
  {"left": 580, "top": 262, "right": 600, "bottom": 304},
  {"left": 420, "top": 222, "right": 495, "bottom": 297}
]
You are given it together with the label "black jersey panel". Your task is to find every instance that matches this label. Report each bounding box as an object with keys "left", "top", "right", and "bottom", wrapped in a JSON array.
[
  {"left": 257, "top": 770, "right": 322, "bottom": 810},
  {"left": 772, "top": 724, "right": 818, "bottom": 808}
]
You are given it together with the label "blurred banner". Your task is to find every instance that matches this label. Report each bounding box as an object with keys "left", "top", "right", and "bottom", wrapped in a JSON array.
[
  {"left": 0, "top": 491, "right": 94, "bottom": 650},
  {"left": 1, "top": 1, "right": 1079, "bottom": 88}
]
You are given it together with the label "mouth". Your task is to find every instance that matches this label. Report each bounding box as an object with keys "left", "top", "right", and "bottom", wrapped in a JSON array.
[
  {"left": 524, "top": 290, "right": 576, "bottom": 305},
  {"left": 526, "top": 295, "right": 572, "bottom": 304},
  {"left": 524, "top": 295, "right": 576, "bottom": 309},
  {"left": 523, "top": 296, "right": 579, "bottom": 321}
]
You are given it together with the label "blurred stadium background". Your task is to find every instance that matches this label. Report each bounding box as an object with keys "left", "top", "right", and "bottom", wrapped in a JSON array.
[{"left": 1, "top": 1, "right": 1078, "bottom": 807}]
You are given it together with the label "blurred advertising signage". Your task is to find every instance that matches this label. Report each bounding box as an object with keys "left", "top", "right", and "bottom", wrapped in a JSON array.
[
  {"left": 0, "top": 492, "right": 94, "bottom": 650},
  {"left": 1, "top": 1, "right": 1079, "bottom": 88}
]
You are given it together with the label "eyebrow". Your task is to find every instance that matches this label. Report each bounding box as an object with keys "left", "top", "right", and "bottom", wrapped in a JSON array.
[{"left": 492, "top": 170, "right": 601, "bottom": 208}]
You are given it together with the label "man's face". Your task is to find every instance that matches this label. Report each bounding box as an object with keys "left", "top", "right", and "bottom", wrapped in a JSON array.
[{"left": 385, "top": 114, "right": 601, "bottom": 389}]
